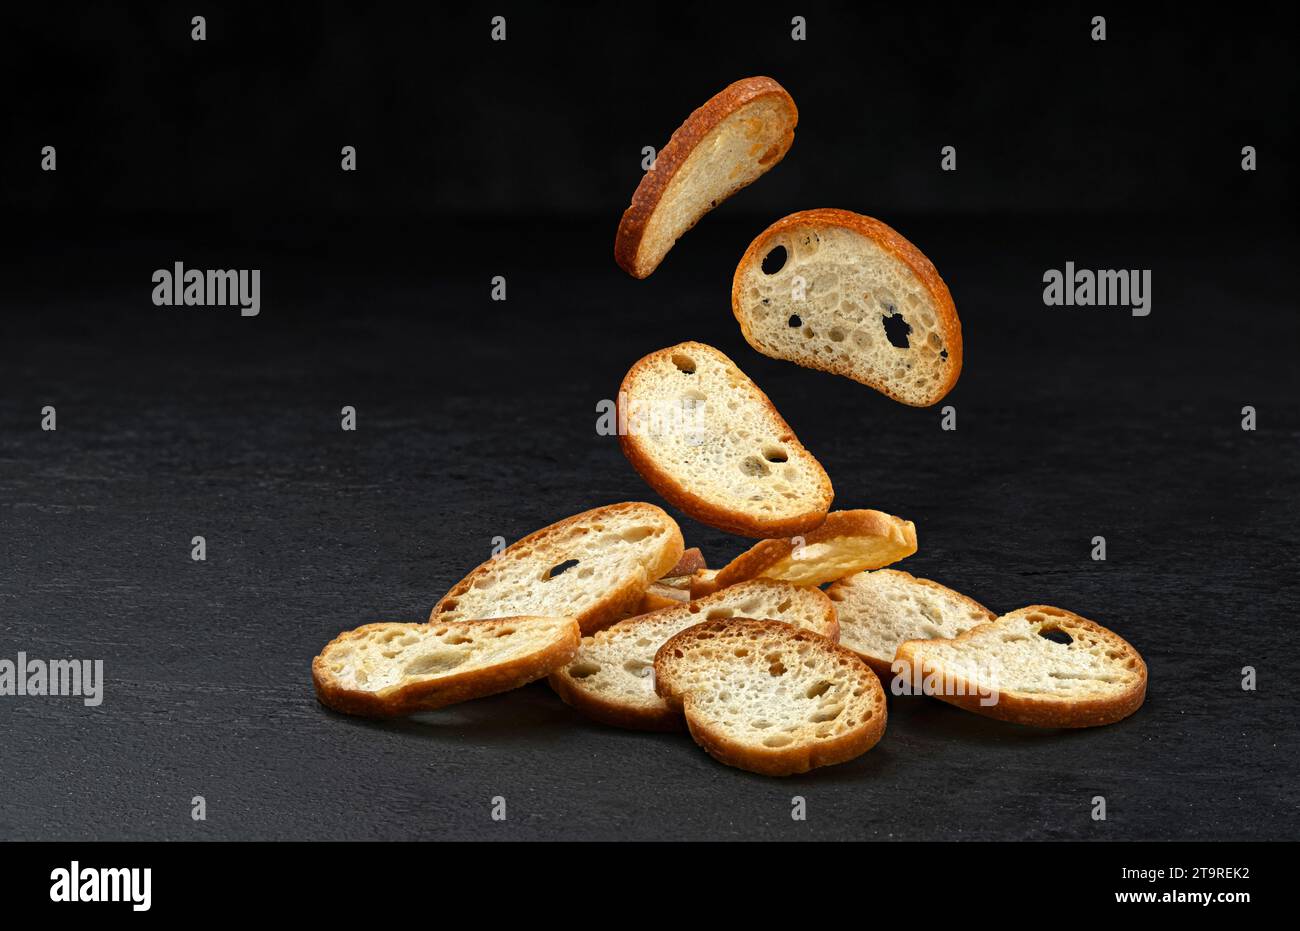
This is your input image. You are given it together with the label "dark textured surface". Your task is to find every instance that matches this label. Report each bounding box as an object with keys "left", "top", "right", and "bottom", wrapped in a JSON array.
[
  {"left": 2, "top": 1, "right": 1297, "bottom": 842},
  {"left": 1, "top": 212, "right": 1297, "bottom": 841}
]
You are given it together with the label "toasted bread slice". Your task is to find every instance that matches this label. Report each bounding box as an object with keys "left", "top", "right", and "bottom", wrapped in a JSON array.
[
  {"left": 313, "top": 617, "right": 580, "bottom": 718},
  {"left": 549, "top": 580, "right": 838, "bottom": 731},
  {"left": 894, "top": 606, "right": 1147, "bottom": 728},
  {"left": 654, "top": 619, "right": 885, "bottom": 775},
  {"left": 826, "top": 569, "right": 995, "bottom": 676},
  {"left": 616, "top": 76, "right": 797, "bottom": 278},
  {"left": 618, "top": 341, "right": 833, "bottom": 538},
  {"left": 430, "top": 502, "right": 684, "bottom": 634},
  {"left": 732, "top": 209, "right": 962, "bottom": 406},
  {"left": 707, "top": 509, "right": 917, "bottom": 593}
]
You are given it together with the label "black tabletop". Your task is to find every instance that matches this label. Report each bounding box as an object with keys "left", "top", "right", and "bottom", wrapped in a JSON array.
[{"left": 1, "top": 3, "right": 1296, "bottom": 841}]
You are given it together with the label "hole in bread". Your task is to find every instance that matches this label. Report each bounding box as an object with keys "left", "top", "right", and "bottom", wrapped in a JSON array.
[
  {"left": 734, "top": 648, "right": 750, "bottom": 657},
  {"left": 707, "top": 608, "right": 735, "bottom": 619},
  {"left": 802, "top": 326, "right": 814, "bottom": 339},
  {"left": 761, "top": 246, "right": 788, "bottom": 275},
  {"left": 805, "top": 680, "right": 832, "bottom": 699},
  {"left": 494, "top": 627, "right": 515, "bottom": 637},
  {"left": 829, "top": 327, "right": 846, "bottom": 342},
  {"left": 682, "top": 388, "right": 706, "bottom": 404},
  {"left": 568, "top": 661, "right": 601, "bottom": 679},
  {"left": 882, "top": 311, "right": 912, "bottom": 348},
  {"left": 671, "top": 353, "right": 696, "bottom": 374},
  {"left": 1039, "top": 628, "right": 1074, "bottom": 646},
  {"left": 623, "top": 659, "right": 653, "bottom": 678},
  {"left": 762, "top": 444, "right": 788, "bottom": 463},
  {"left": 766, "top": 654, "right": 787, "bottom": 677},
  {"left": 763, "top": 734, "right": 794, "bottom": 748},
  {"left": 405, "top": 650, "right": 467, "bottom": 676},
  {"left": 544, "top": 558, "right": 580, "bottom": 581},
  {"left": 741, "top": 456, "right": 771, "bottom": 477},
  {"left": 620, "top": 526, "right": 654, "bottom": 542},
  {"left": 809, "top": 705, "right": 843, "bottom": 723},
  {"left": 787, "top": 313, "right": 802, "bottom": 328},
  {"left": 940, "top": 349, "right": 949, "bottom": 360}
]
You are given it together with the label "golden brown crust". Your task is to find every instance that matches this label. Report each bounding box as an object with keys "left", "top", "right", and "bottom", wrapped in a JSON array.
[
  {"left": 667, "top": 547, "right": 708, "bottom": 578},
  {"left": 616, "top": 76, "right": 797, "bottom": 278},
  {"left": 312, "top": 618, "right": 581, "bottom": 718},
  {"left": 429, "top": 502, "right": 684, "bottom": 634},
  {"left": 654, "top": 619, "right": 885, "bottom": 775},
  {"left": 712, "top": 509, "right": 917, "bottom": 589},
  {"left": 826, "top": 568, "right": 995, "bottom": 675},
  {"left": 617, "top": 342, "right": 833, "bottom": 539},
  {"left": 894, "top": 606, "right": 1148, "bottom": 728},
  {"left": 731, "top": 208, "right": 963, "bottom": 406},
  {"left": 688, "top": 568, "right": 722, "bottom": 599}
]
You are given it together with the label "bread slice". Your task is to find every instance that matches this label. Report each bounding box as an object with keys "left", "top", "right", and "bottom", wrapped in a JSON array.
[
  {"left": 549, "top": 580, "right": 838, "bottom": 731},
  {"left": 701, "top": 509, "right": 917, "bottom": 595},
  {"left": 654, "top": 619, "right": 885, "bottom": 775},
  {"left": 618, "top": 341, "right": 833, "bottom": 538},
  {"left": 732, "top": 209, "right": 962, "bottom": 406},
  {"left": 615, "top": 76, "right": 797, "bottom": 278},
  {"left": 894, "top": 606, "right": 1147, "bottom": 728},
  {"left": 826, "top": 568, "right": 995, "bottom": 676},
  {"left": 313, "top": 617, "right": 580, "bottom": 718},
  {"left": 430, "top": 502, "right": 684, "bottom": 634}
]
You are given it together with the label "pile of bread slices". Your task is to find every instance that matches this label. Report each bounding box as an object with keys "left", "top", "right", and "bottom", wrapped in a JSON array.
[{"left": 311, "top": 77, "right": 1147, "bottom": 777}]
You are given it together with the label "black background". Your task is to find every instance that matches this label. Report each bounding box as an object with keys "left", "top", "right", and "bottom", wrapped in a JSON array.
[{"left": 1, "top": 2, "right": 1297, "bottom": 841}]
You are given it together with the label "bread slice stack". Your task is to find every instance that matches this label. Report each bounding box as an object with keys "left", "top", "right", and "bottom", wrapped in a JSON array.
[
  {"left": 732, "top": 209, "right": 962, "bottom": 406},
  {"left": 655, "top": 619, "right": 886, "bottom": 775},
  {"left": 313, "top": 617, "right": 580, "bottom": 717},
  {"left": 616, "top": 77, "right": 797, "bottom": 279},
  {"left": 549, "top": 579, "right": 837, "bottom": 730},
  {"left": 618, "top": 341, "right": 833, "bottom": 538},
  {"left": 431, "top": 502, "right": 683, "bottom": 634},
  {"left": 309, "top": 74, "right": 1150, "bottom": 779}
]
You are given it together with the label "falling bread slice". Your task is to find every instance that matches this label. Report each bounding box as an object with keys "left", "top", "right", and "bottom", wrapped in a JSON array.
[
  {"left": 654, "top": 619, "right": 885, "bottom": 775},
  {"left": 430, "top": 502, "right": 684, "bottom": 634},
  {"left": 549, "top": 579, "right": 838, "bottom": 731},
  {"left": 827, "top": 568, "right": 995, "bottom": 676},
  {"left": 618, "top": 341, "right": 833, "bottom": 538},
  {"left": 312, "top": 617, "right": 580, "bottom": 718},
  {"left": 615, "top": 76, "right": 797, "bottom": 278},
  {"left": 732, "top": 209, "right": 962, "bottom": 406},
  {"left": 894, "top": 606, "right": 1147, "bottom": 728},
  {"left": 694, "top": 509, "right": 917, "bottom": 597}
]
